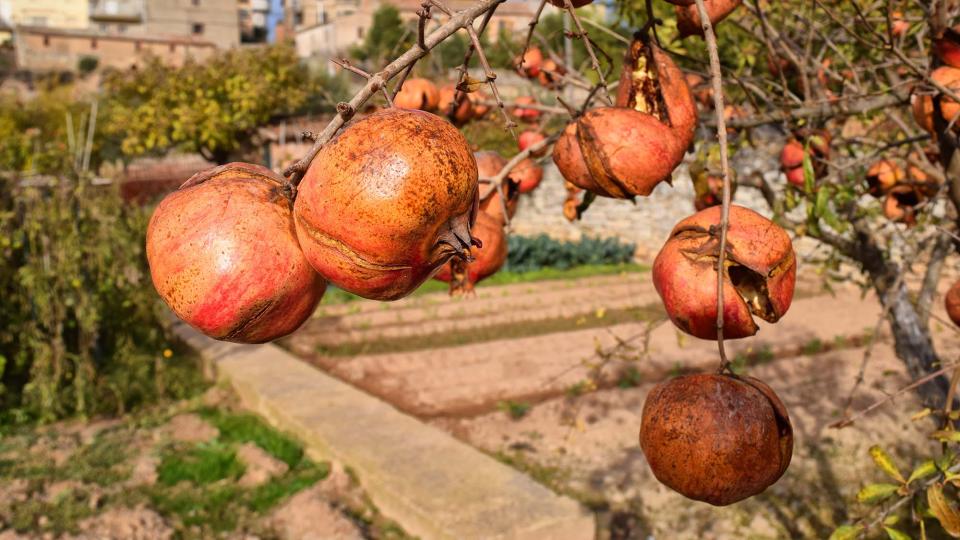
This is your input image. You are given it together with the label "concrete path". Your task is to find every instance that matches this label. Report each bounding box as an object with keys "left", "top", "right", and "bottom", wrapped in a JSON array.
[{"left": 175, "top": 323, "right": 595, "bottom": 540}]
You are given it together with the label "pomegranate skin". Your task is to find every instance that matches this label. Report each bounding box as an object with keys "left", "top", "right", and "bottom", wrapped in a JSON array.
[
  {"left": 510, "top": 158, "right": 544, "bottom": 194},
  {"left": 512, "top": 96, "right": 542, "bottom": 122},
  {"left": 676, "top": 0, "right": 743, "bottom": 38},
  {"left": 515, "top": 47, "right": 543, "bottom": 78},
  {"left": 554, "top": 37, "right": 695, "bottom": 199},
  {"left": 146, "top": 163, "right": 326, "bottom": 344},
  {"left": 779, "top": 141, "right": 805, "bottom": 170},
  {"left": 434, "top": 211, "right": 507, "bottom": 291},
  {"left": 865, "top": 159, "right": 904, "bottom": 197},
  {"left": 652, "top": 205, "right": 796, "bottom": 340},
  {"left": 394, "top": 78, "right": 440, "bottom": 111},
  {"left": 294, "top": 109, "right": 479, "bottom": 301},
  {"left": 935, "top": 26, "right": 960, "bottom": 69},
  {"left": 946, "top": 280, "right": 960, "bottom": 327},
  {"left": 640, "top": 373, "right": 793, "bottom": 506},
  {"left": 518, "top": 130, "right": 548, "bottom": 157},
  {"left": 476, "top": 151, "right": 519, "bottom": 224}
]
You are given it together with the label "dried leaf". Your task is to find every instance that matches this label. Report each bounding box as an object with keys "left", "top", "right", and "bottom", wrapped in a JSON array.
[
  {"left": 913, "top": 408, "right": 933, "bottom": 421},
  {"left": 909, "top": 460, "right": 939, "bottom": 484},
  {"left": 456, "top": 75, "right": 486, "bottom": 94},
  {"left": 928, "top": 483, "right": 960, "bottom": 537},
  {"left": 829, "top": 524, "right": 864, "bottom": 540},
  {"left": 871, "top": 445, "right": 906, "bottom": 483},
  {"left": 858, "top": 483, "right": 900, "bottom": 505}
]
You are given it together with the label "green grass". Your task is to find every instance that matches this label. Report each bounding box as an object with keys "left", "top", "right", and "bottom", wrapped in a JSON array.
[
  {"left": 157, "top": 442, "right": 244, "bottom": 486},
  {"left": 497, "top": 400, "right": 532, "bottom": 420},
  {"left": 198, "top": 408, "right": 303, "bottom": 468},
  {"left": 320, "top": 262, "right": 648, "bottom": 305},
  {"left": 314, "top": 303, "right": 665, "bottom": 357}
]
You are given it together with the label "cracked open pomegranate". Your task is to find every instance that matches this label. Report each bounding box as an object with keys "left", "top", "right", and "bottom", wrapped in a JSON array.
[
  {"left": 675, "top": 0, "right": 743, "bottom": 38},
  {"left": 865, "top": 159, "right": 904, "bottom": 197},
  {"left": 394, "top": 78, "right": 440, "bottom": 111},
  {"left": 553, "top": 35, "right": 696, "bottom": 199},
  {"left": 147, "top": 163, "right": 327, "bottom": 343},
  {"left": 640, "top": 373, "right": 793, "bottom": 506},
  {"left": 434, "top": 211, "right": 507, "bottom": 295},
  {"left": 653, "top": 205, "right": 796, "bottom": 340},
  {"left": 294, "top": 108, "right": 479, "bottom": 301}
]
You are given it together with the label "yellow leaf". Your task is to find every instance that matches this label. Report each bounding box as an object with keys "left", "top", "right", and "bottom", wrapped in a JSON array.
[
  {"left": 829, "top": 524, "right": 864, "bottom": 540},
  {"left": 857, "top": 483, "right": 900, "bottom": 505},
  {"left": 908, "top": 460, "right": 939, "bottom": 484},
  {"left": 871, "top": 445, "right": 906, "bottom": 483},
  {"left": 928, "top": 483, "right": 960, "bottom": 537}
]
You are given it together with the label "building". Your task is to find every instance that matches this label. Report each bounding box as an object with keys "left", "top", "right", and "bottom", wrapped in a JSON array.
[
  {"left": 89, "top": 0, "right": 240, "bottom": 49},
  {"left": 0, "top": 0, "right": 89, "bottom": 30}
]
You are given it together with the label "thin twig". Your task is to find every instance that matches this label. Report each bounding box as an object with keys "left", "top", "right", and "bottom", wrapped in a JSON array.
[{"left": 562, "top": 0, "right": 612, "bottom": 105}]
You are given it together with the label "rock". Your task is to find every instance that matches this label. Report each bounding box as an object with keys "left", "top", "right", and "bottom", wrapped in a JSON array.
[
  {"left": 65, "top": 506, "right": 173, "bottom": 540},
  {"left": 269, "top": 486, "right": 363, "bottom": 540},
  {"left": 164, "top": 413, "right": 219, "bottom": 444},
  {"left": 236, "top": 443, "right": 288, "bottom": 488}
]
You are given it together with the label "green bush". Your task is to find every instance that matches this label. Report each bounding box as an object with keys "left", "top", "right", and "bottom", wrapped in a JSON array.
[
  {"left": 0, "top": 176, "right": 201, "bottom": 425},
  {"left": 504, "top": 234, "right": 636, "bottom": 273}
]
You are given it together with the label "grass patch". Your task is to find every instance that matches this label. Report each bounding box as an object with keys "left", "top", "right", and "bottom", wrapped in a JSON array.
[
  {"left": 314, "top": 303, "right": 665, "bottom": 357},
  {"left": 320, "top": 263, "right": 648, "bottom": 305},
  {"left": 157, "top": 442, "right": 244, "bottom": 486},
  {"left": 198, "top": 408, "right": 303, "bottom": 468},
  {"left": 497, "top": 400, "right": 531, "bottom": 420}
]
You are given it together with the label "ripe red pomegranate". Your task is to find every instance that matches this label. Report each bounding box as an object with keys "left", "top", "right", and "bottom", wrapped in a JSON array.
[
  {"left": 394, "top": 78, "right": 440, "bottom": 111},
  {"left": 512, "top": 96, "right": 542, "bottom": 122},
  {"left": 518, "top": 130, "right": 548, "bottom": 157},
  {"left": 865, "top": 159, "right": 904, "bottom": 197},
  {"left": 475, "top": 151, "right": 519, "bottom": 224},
  {"left": 438, "top": 84, "right": 474, "bottom": 125},
  {"left": 553, "top": 35, "right": 696, "bottom": 199},
  {"left": 510, "top": 158, "right": 544, "bottom": 194},
  {"left": 675, "top": 0, "right": 743, "bottom": 38},
  {"left": 146, "top": 163, "right": 326, "bottom": 343},
  {"left": 434, "top": 211, "right": 507, "bottom": 295},
  {"left": 946, "top": 279, "right": 960, "bottom": 327},
  {"left": 640, "top": 373, "right": 793, "bottom": 506},
  {"left": 780, "top": 132, "right": 830, "bottom": 188},
  {"left": 653, "top": 205, "right": 796, "bottom": 340},
  {"left": 294, "top": 109, "right": 479, "bottom": 301},
  {"left": 935, "top": 26, "right": 960, "bottom": 69},
  {"left": 514, "top": 47, "right": 543, "bottom": 78}
]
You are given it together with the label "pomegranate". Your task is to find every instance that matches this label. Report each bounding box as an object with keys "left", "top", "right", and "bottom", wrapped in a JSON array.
[
  {"left": 891, "top": 11, "right": 909, "bottom": 38},
  {"left": 907, "top": 148, "right": 942, "bottom": 197},
  {"left": 865, "top": 159, "right": 904, "bottom": 197},
  {"left": 684, "top": 72, "right": 711, "bottom": 107},
  {"left": 935, "top": 26, "right": 960, "bottom": 69},
  {"left": 946, "top": 279, "right": 960, "bottom": 327},
  {"left": 690, "top": 162, "right": 736, "bottom": 211},
  {"left": 537, "top": 59, "right": 566, "bottom": 89},
  {"left": 515, "top": 47, "right": 543, "bottom": 78},
  {"left": 553, "top": 34, "right": 696, "bottom": 199},
  {"left": 780, "top": 132, "right": 830, "bottom": 188},
  {"left": 438, "top": 84, "right": 474, "bottom": 125},
  {"left": 518, "top": 130, "right": 548, "bottom": 157},
  {"left": 883, "top": 185, "right": 921, "bottom": 226},
  {"left": 468, "top": 91, "right": 490, "bottom": 118},
  {"left": 294, "top": 109, "right": 479, "bottom": 301},
  {"left": 394, "top": 78, "right": 440, "bottom": 111},
  {"left": 510, "top": 158, "right": 544, "bottom": 194},
  {"left": 912, "top": 66, "right": 960, "bottom": 134},
  {"left": 146, "top": 163, "right": 326, "bottom": 343},
  {"left": 512, "top": 96, "right": 542, "bottom": 122},
  {"left": 675, "top": 0, "right": 743, "bottom": 38},
  {"left": 640, "top": 373, "right": 793, "bottom": 506},
  {"left": 434, "top": 211, "right": 507, "bottom": 295},
  {"left": 476, "top": 151, "right": 519, "bottom": 224},
  {"left": 653, "top": 205, "right": 796, "bottom": 340}
]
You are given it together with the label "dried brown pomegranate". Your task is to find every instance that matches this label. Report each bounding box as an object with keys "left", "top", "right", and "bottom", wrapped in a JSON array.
[
  {"left": 640, "top": 373, "right": 793, "bottom": 506},
  {"left": 883, "top": 185, "right": 922, "bottom": 226},
  {"left": 438, "top": 84, "right": 474, "bottom": 125},
  {"left": 865, "top": 159, "right": 904, "bottom": 197},
  {"left": 518, "top": 130, "right": 548, "bottom": 157},
  {"left": 476, "top": 151, "right": 519, "bottom": 224},
  {"left": 294, "top": 108, "right": 479, "bottom": 301},
  {"left": 434, "top": 211, "right": 507, "bottom": 295},
  {"left": 512, "top": 96, "right": 542, "bottom": 122},
  {"left": 394, "top": 78, "right": 440, "bottom": 111},
  {"left": 147, "top": 163, "right": 327, "bottom": 343},
  {"left": 653, "top": 205, "right": 796, "bottom": 340},
  {"left": 510, "top": 158, "right": 544, "bottom": 194},
  {"left": 675, "top": 0, "right": 743, "bottom": 38},
  {"left": 553, "top": 35, "right": 696, "bottom": 199},
  {"left": 946, "top": 280, "right": 960, "bottom": 327}
]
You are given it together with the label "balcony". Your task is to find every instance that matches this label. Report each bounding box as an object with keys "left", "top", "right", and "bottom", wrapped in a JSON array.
[{"left": 89, "top": 0, "right": 143, "bottom": 23}]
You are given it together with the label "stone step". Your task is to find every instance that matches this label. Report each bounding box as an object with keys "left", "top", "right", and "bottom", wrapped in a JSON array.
[{"left": 176, "top": 323, "right": 595, "bottom": 540}]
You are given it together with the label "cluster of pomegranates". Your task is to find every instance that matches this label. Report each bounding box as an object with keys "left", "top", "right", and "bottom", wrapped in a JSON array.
[
  {"left": 778, "top": 130, "right": 830, "bottom": 188},
  {"left": 147, "top": 108, "right": 480, "bottom": 343},
  {"left": 864, "top": 150, "right": 940, "bottom": 226},
  {"left": 394, "top": 77, "right": 490, "bottom": 125},
  {"left": 514, "top": 47, "right": 567, "bottom": 90}
]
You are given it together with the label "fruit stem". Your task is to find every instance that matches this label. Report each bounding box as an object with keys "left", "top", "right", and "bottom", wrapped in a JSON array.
[{"left": 693, "top": 0, "right": 733, "bottom": 372}]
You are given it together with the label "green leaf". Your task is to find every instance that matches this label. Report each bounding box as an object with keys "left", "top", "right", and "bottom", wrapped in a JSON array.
[
  {"left": 814, "top": 186, "right": 830, "bottom": 219},
  {"left": 829, "top": 524, "right": 864, "bottom": 540},
  {"left": 871, "top": 445, "right": 906, "bottom": 483},
  {"left": 802, "top": 147, "right": 816, "bottom": 194},
  {"left": 885, "top": 527, "right": 912, "bottom": 540},
  {"left": 928, "top": 483, "right": 960, "bottom": 537},
  {"left": 858, "top": 483, "right": 901, "bottom": 505},
  {"left": 909, "top": 460, "right": 939, "bottom": 484}
]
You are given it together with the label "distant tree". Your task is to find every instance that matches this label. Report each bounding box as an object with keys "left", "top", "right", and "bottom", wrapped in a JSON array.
[
  {"left": 100, "top": 44, "right": 307, "bottom": 164},
  {"left": 350, "top": 6, "right": 415, "bottom": 68}
]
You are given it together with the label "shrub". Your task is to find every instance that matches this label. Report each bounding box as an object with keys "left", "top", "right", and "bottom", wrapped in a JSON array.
[
  {"left": 77, "top": 56, "right": 99, "bottom": 76},
  {"left": 504, "top": 234, "right": 636, "bottom": 273},
  {"left": 0, "top": 176, "right": 201, "bottom": 425}
]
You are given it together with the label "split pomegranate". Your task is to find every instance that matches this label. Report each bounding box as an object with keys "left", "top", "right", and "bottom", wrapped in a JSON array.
[
  {"left": 146, "top": 163, "right": 326, "bottom": 344},
  {"left": 394, "top": 78, "right": 440, "bottom": 111},
  {"left": 912, "top": 66, "right": 960, "bottom": 135},
  {"left": 475, "top": 151, "right": 519, "bottom": 224},
  {"left": 553, "top": 35, "right": 696, "bottom": 199},
  {"left": 640, "top": 373, "right": 793, "bottom": 506},
  {"left": 865, "top": 159, "right": 904, "bottom": 197},
  {"left": 294, "top": 108, "right": 479, "bottom": 301},
  {"left": 510, "top": 158, "right": 544, "bottom": 194},
  {"left": 883, "top": 185, "right": 921, "bottom": 226},
  {"left": 946, "top": 279, "right": 960, "bottom": 327},
  {"left": 438, "top": 84, "right": 474, "bottom": 125},
  {"left": 675, "top": 0, "right": 743, "bottom": 38},
  {"left": 434, "top": 211, "right": 507, "bottom": 295},
  {"left": 537, "top": 59, "right": 566, "bottom": 89},
  {"left": 652, "top": 205, "right": 796, "bottom": 340}
]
